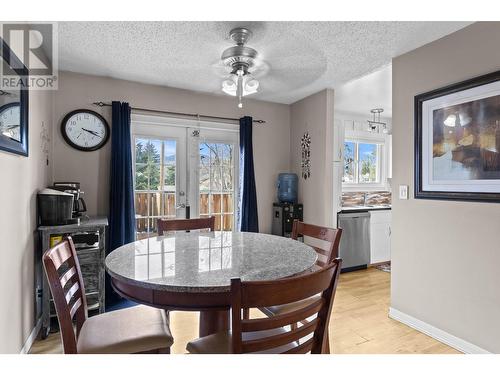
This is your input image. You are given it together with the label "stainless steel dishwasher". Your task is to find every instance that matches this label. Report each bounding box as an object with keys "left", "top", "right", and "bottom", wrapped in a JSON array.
[{"left": 337, "top": 211, "right": 371, "bottom": 272}]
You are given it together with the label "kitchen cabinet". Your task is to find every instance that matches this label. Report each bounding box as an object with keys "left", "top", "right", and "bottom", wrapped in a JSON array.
[
  {"left": 333, "top": 161, "right": 343, "bottom": 209},
  {"left": 369, "top": 210, "right": 391, "bottom": 264},
  {"left": 333, "top": 119, "right": 345, "bottom": 162}
]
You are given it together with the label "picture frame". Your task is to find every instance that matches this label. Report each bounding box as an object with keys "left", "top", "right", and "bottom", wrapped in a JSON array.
[
  {"left": 0, "top": 38, "right": 29, "bottom": 157},
  {"left": 415, "top": 70, "right": 500, "bottom": 202}
]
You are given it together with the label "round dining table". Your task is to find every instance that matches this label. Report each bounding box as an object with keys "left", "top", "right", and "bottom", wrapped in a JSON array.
[{"left": 105, "top": 231, "right": 317, "bottom": 337}]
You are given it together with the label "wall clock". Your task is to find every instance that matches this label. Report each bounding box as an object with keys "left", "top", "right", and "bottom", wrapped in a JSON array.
[
  {"left": 0, "top": 102, "right": 21, "bottom": 141},
  {"left": 61, "top": 109, "right": 110, "bottom": 151}
]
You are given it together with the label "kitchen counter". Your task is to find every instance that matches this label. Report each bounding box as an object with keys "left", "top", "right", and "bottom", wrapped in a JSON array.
[{"left": 340, "top": 205, "right": 391, "bottom": 213}]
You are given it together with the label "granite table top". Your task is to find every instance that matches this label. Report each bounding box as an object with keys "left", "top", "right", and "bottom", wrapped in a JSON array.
[{"left": 105, "top": 231, "right": 318, "bottom": 293}]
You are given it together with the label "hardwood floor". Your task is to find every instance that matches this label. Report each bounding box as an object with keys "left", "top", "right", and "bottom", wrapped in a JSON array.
[{"left": 29, "top": 267, "right": 460, "bottom": 354}]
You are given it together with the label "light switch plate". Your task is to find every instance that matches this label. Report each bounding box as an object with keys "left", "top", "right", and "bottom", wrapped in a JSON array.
[{"left": 399, "top": 185, "right": 409, "bottom": 200}]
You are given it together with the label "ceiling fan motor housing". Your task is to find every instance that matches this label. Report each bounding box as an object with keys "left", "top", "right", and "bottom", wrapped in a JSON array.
[{"left": 221, "top": 28, "right": 258, "bottom": 74}]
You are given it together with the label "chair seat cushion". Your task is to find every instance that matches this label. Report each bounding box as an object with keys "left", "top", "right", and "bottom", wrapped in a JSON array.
[
  {"left": 260, "top": 294, "right": 321, "bottom": 316},
  {"left": 186, "top": 328, "right": 298, "bottom": 354},
  {"left": 77, "top": 305, "right": 173, "bottom": 354}
]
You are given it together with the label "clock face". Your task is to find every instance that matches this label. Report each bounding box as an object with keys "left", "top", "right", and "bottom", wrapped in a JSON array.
[
  {"left": 0, "top": 103, "right": 21, "bottom": 142},
  {"left": 61, "top": 110, "right": 110, "bottom": 151}
]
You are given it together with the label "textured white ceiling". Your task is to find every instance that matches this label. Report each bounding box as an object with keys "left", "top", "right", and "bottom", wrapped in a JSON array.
[
  {"left": 335, "top": 64, "right": 392, "bottom": 117},
  {"left": 58, "top": 21, "right": 472, "bottom": 104}
]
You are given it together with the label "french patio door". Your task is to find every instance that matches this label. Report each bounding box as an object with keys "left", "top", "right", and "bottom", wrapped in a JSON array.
[{"left": 132, "top": 115, "right": 239, "bottom": 239}]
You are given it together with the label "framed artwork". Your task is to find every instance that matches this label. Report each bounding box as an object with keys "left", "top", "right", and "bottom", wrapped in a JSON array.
[{"left": 415, "top": 70, "right": 500, "bottom": 202}]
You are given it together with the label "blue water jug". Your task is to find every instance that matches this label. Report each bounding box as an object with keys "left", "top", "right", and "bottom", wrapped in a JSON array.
[{"left": 277, "top": 173, "right": 298, "bottom": 203}]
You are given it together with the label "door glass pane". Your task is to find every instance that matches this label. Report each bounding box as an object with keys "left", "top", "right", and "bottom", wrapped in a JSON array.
[
  {"left": 135, "top": 192, "right": 149, "bottom": 218},
  {"left": 199, "top": 193, "right": 209, "bottom": 215},
  {"left": 210, "top": 194, "right": 222, "bottom": 214},
  {"left": 163, "top": 166, "right": 175, "bottom": 191},
  {"left": 210, "top": 168, "right": 222, "bottom": 191},
  {"left": 163, "top": 140, "right": 176, "bottom": 165},
  {"left": 149, "top": 192, "right": 161, "bottom": 219},
  {"left": 134, "top": 138, "right": 177, "bottom": 239},
  {"left": 136, "top": 218, "right": 149, "bottom": 240},
  {"left": 223, "top": 193, "right": 233, "bottom": 213},
  {"left": 199, "top": 141, "right": 236, "bottom": 232},
  {"left": 358, "top": 143, "right": 378, "bottom": 183},
  {"left": 222, "top": 214, "right": 233, "bottom": 231},
  {"left": 199, "top": 165, "right": 210, "bottom": 191},
  {"left": 162, "top": 192, "right": 176, "bottom": 218},
  {"left": 222, "top": 167, "right": 233, "bottom": 191},
  {"left": 214, "top": 215, "right": 222, "bottom": 231}
]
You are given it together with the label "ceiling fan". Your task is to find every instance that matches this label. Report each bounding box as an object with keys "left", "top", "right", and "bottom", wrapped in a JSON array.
[{"left": 217, "top": 27, "right": 268, "bottom": 109}]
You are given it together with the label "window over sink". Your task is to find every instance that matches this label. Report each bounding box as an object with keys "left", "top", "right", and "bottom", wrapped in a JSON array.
[
  {"left": 342, "top": 132, "right": 389, "bottom": 191},
  {"left": 343, "top": 141, "right": 381, "bottom": 184}
]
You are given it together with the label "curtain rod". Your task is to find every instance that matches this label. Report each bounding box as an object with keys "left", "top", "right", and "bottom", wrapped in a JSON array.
[{"left": 92, "top": 102, "right": 266, "bottom": 124}]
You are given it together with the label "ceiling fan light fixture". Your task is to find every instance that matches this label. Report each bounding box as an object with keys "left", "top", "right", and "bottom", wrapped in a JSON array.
[
  {"left": 221, "top": 75, "right": 259, "bottom": 97},
  {"left": 245, "top": 78, "right": 259, "bottom": 93},
  {"left": 219, "top": 27, "right": 263, "bottom": 108}
]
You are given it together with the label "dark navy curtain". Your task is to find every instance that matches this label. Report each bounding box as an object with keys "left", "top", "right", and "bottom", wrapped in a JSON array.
[
  {"left": 109, "top": 101, "right": 136, "bottom": 252},
  {"left": 238, "top": 116, "right": 259, "bottom": 232},
  {"left": 107, "top": 101, "right": 135, "bottom": 306}
]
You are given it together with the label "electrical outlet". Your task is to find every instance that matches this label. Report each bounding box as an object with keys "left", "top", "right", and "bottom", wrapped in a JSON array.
[{"left": 399, "top": 185, "right": 409, "bottom": 200}]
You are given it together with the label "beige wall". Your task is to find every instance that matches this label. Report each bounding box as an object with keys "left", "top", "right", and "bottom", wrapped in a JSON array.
[
  {"left": 0, "top": 90, "right": 53, "bottom": 353},
  {"left": 290, "top": 89, "right": 334, "bottom": 227},
  {"left": 391, "top": 22, "right": 500, "bottom": 353},
  {"left": 53, "top": 71, "right": 291, "bottom": 233}
]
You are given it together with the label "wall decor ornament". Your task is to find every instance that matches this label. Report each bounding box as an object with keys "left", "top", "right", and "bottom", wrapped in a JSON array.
[
  {"left": 415, "top": 70, "right": 500, "bottom": 202},
  {"left": 301, "top": 132, "right": 311, "bottom": 180}
]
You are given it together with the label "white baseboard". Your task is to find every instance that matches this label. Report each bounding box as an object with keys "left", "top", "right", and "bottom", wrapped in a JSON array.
[
  {"left": 389, "top": 307, "right": 491, "bottom": 354},
  {"left": 20, "top": 318, "right": 42, "bottom": 354}
]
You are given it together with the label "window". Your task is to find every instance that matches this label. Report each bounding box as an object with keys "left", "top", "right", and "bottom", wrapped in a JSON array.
[
  {"left": 343, "top": 140, "right": 381, "bottom": 184},
  {"left": 134, "top": 137, "right": 177, "bottom": 239}
]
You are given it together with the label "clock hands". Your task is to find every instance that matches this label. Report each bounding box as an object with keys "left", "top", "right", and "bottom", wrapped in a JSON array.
[{"left": 82, "top": 128, "right": 103, "bottom": 138}]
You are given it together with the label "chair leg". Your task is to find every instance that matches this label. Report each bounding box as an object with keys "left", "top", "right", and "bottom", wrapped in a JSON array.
[{"left": 322, "top": 331, "right": 330, "bottom": 354}]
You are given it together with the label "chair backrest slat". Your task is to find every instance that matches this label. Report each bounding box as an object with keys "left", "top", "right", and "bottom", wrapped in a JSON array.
[
  {"left": 240, "top": 263, "right": 337, "bottom": 308},
  {"left": 43, "top": 237, "right": 88, "bottom": 354},
  {"left": 316, "top": 259, "right": 327, "bottom": 268},
  {"left": 59, "top": 266, "right": 77, "bottom": 289},
  {"left": 65, "top": 282, "right": 80, "bottom": 303},
  {"left": 292, "top": 220, "right": 342, "bottom": 266},
  {"left": 312, "top": 246, "right": 330, "bottom": 257},
  {"left": 283, "top": 338, "right": 314, "bottom": 354},
  {"left": 242, "top": 318, "right": 318, "bottom": 353},
  {"left": 242, "top": 297, "right": 323, "bottom": 332},
  {"left": 231, "top": 259, "right": 342, "bottom": 354},
  {"left": 69, "top": 298, "right": 83, "bottom": 319},
  {"left": 50, "top": 244, "right": 73, "bottom": 270},
  {"left": 157, "top": 216, "right": 216, "bottom": 235}
]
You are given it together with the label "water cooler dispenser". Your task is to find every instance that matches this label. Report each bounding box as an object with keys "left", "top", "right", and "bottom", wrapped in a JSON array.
[{"left": 272, "top": 173, "right": 303, "bottom": 237}]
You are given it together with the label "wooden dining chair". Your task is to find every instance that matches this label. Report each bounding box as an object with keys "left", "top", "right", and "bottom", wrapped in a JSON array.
[
  {"left": 292, "top": 220, "right": 343, "bottom": 270},
  {"left": 43, "top": 237, "right": 174, "bottom": 354},
  {"left": 254, "top": 220, "right": 342, "bottom": 353},
  {"left": 157, "top": 216, "right": 216, "bottom": 235},
  {"left": 186, "top": 258, "right": 342, "bottom": 354}
]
